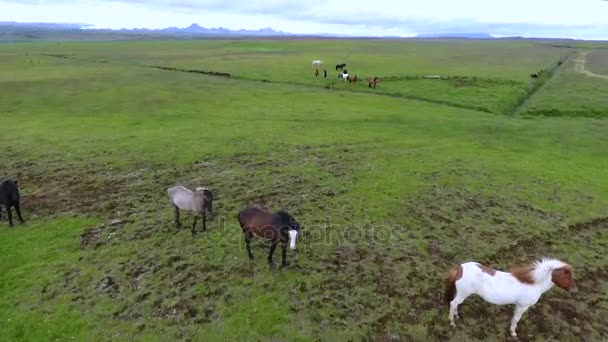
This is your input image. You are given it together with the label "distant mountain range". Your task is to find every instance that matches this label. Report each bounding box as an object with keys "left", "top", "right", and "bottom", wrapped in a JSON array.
[
  {"left": 0, "top": 21, "right": 90, "bottom": 29},
  {"left": 0, "top": 21, "right": 289, "bottom": 36},
  {"left": 0, "top": 22, "right": 520, "bottom": 40},
  {"left": 144, "top": 23, "right": 288, "bottom": 36},
  {"left": 416, "top": 33, "right": 495, "bottom": 39}
]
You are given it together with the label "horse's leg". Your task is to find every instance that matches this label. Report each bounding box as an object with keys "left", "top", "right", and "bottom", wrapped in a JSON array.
[
  {"left": 173, "top": 206, "right": 181, "bottom": 229},
  {"left": 245, "top": 233, "right": 254, "bottom": 260},
  {"left": 281, "top": 241, "right": 288, "bottom": 267},
  {"left": 6, "top": 204, "right": 14, "bottom": 227},
  {"left": 15, "top": 202, "right": 24, "bottom": 223},
  {"left": 449, "top": 290, "right": 470, "bottom": 326},
  {"left": 268, "top": 239, "right": 279, "bottom": 265},
  {"left": 0, "top": 205, "right": 3, "bottom": 221},
  {"left": 510, "top": 305, "right": 530, "bottom": 338},
  {"left": 202, "top": 212, "right": 207, "bottom": 232},
  {"left": 191, "top": 215, "right": 198, "bottom": 236}
]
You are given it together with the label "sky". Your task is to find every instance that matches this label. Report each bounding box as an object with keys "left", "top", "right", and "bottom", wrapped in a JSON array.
[{"left": 1, "top": 0, "right": 608, "bottom": 39}]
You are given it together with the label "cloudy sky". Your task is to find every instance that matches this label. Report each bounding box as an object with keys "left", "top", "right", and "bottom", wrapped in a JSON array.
[{"left": 1, "top": 0, "right": 608, "bottom": 39}]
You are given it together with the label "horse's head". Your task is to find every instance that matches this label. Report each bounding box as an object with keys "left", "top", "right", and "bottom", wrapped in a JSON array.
[
  {"left": 551, "top": 265, "right": 577, "bottom": 293},
  {"left": 276, "top": 210, "right": 300, "bottom": 249}
]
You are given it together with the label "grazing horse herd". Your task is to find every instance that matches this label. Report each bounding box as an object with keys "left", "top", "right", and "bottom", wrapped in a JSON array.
[
  {"left": 312, "top": 59, "right": 381, "bottom": 88},
  {"left": 3, "top": 178, "right": 580, "bottom": 337},
  {"left": 1, "top": 121, "right": 580, "bottom": 337}
]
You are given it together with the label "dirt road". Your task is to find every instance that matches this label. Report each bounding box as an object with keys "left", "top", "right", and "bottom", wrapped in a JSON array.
[{"left": 574, "top": 51, "right": 608, "bottom": 80}]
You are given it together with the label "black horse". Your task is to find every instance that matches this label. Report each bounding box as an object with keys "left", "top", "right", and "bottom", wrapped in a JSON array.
[
  {"left": 0, "top": 180, "right": 24, "bottom": 227},
  {"left": 237, "top": 205, "right": 301, "bottom": 267},
  {"left": 335, "top": 63, "right": 346, "bottom": 71}
]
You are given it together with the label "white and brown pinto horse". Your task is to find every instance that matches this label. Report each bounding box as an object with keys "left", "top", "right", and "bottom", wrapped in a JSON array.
[{"left": 445, "top": 258, "right": 577, "bottom": 338}]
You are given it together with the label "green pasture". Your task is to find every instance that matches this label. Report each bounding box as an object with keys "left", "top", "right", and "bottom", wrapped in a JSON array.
[{"left": 1, "top": 38, "right": 607, "bottom": 341}]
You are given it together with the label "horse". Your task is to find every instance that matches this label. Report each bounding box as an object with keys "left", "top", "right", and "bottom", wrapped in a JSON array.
[
  {"left": 167, "top": 185, "right": 213, "bottom": 235},
  {"left": 368, "top": 77, "right": 380, "bottom": 89},
  {"left": 237, "top": 205, "right": 301, "bottom": 267},
  {"left": 347, "top": 74, "right": 358, "bottom": 83},
  {"left": 335, "top": 63, "right": 346, "bottom": 71},
  {"left": 315, "top": 68, "right": 319, "bottom": 77},
  {"left": 445, "top": 258, "right": 577, "bottom": 338},
  {"left": 323, "top": 69, "right": 327, "bottom": 78},
  {"left": 312, "top": 60, "right": 323, "bottom": 66},
  {"left": 0, "top": 180, "right": 24, "bottom": 227},
  {"left": 341, "top": 73, "right": 349, "bottom": 81}
]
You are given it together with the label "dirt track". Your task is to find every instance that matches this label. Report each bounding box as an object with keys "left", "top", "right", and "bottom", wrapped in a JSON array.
[{"left": 574, "top": 51, "right": 608, "bottom": 80}]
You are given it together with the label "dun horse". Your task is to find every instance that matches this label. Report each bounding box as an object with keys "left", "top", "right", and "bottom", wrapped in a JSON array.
[
  {"left": 237, "top": 205, "right": 301, "bottom": 266},
  {"left": 167, "top": 186, "right": 213, "bottom": 235},
  {"left": 445, "top": 258, "right": 577, "bottom": 338},
  {"left": 368, "top": 77, "right": 380, "bottom": 88},
  {"left": 0, "top": 180, "right": 24, "bottom": 227},
  {"left": 347, "top": 74, "right": 358, "bottom": 83}
]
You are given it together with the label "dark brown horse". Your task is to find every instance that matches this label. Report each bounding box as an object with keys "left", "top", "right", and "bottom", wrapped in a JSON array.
[
  {"left": 0, "top": 180, "right": 24, "bottom": 227},
  {"left": 237, "top": 205, "right": 301, "bottom": 266},
  {"left": 368, "top": 77, "right": 380, "bottom": 88}
]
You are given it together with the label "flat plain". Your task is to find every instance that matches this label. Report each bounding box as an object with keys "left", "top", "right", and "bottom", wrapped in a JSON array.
[{"left": 1, "top": 38, "right": 607, "bottom": 341}]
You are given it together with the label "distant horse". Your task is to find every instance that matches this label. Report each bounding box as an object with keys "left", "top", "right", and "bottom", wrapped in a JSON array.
[
  {"left": 237, "top": 205, "right": 301, "bottom": 267},
  {"left": 335, "top": 63, "right": 346, "bottom": 71},
  {"left": 347, "top": 74, "right": 358, "bottom": 83},
  {"left": 368, "top": 77, "right": 380, "bottom": 88},
  {"left": 0, "top": 180, "right": 24, "bottom": 227},
  {"left": 445, "top": 258, "right": 577, "bottom": 338},
  {"left": 312, "top": 60, "right": 323, "bottom": 66},
  {"left": 323, "top": 69, "right": 327, "bottom": 78},
  {"left": 341, "top": 73, "right": 349, "bottom": 81},
  {"left": 315, "top": 68, "right": 319, "bottom": 77},
  {"left": 167, "top": 185, "right": 213, "bottom": 235}
]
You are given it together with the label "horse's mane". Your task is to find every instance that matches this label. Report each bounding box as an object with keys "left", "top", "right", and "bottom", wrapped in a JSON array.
[
  {"left": 275, "top": 210, "right": 292, "bottom": 221},
  {"left": 511, "top": 258, "right": 569, "bottom": 284}
]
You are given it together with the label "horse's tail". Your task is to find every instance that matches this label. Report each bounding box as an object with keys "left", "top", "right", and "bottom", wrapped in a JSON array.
[{"left": 444, "top": 265, "right": 462, "bottom": 305}]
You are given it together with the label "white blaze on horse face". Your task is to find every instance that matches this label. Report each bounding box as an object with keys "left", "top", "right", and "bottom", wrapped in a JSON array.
[{"left": 289, "top": 230, "right": 298, "bottom": 249}]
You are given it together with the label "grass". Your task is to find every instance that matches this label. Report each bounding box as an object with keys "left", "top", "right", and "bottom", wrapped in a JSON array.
[
  {"left": 522, "top": 51, "right": 608, "bottom": 118},
  {"left": 0, "top": 38, "right": 607, "bottom": 341},
  {"left": 586, "top": 50, "right": 608, "bottom": 75},
  {"left": 7, "top": 39, "right": 573, "bottom": 114}
]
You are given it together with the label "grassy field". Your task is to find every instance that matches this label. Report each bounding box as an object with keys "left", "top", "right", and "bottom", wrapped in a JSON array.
[
  {"left": 521, "top": 50, "right": 608, "bottom": 118},
  {"left": 1, "top": 38, "right": 608, "bottom": 341},
  {"left": 8, "top": 39, "right": 572, "bottom": 114}
]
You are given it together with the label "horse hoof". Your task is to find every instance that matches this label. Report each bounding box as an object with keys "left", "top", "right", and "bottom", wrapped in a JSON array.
[{"left": 450, "top": 321, "right": 456, "bottom": 327}]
